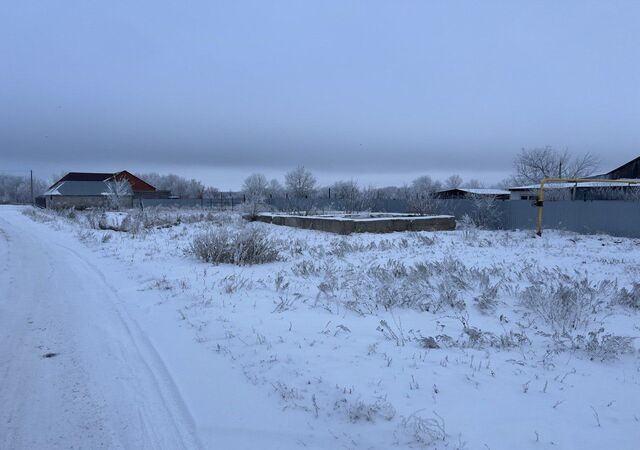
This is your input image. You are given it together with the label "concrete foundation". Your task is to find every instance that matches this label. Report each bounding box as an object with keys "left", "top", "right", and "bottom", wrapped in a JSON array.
[{"left": 253, "top": 213, "right": 455, "bottom": 235}]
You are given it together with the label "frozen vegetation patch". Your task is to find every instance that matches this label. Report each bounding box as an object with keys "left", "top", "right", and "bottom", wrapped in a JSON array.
[
  {"left": 20, "top": 205, "right": 640, "bottom": 449},
  {"left": 518, "top": 272, "right": 615, "bottom": 333},
  {"left": 616, "top": 282, "right": 640, "bottom": 310},
  {"left": 189, "top": 224, "right": 280, "bottom": 266},
  {"left": 312, "top": 256, "right": 505, "bottom": 316}
]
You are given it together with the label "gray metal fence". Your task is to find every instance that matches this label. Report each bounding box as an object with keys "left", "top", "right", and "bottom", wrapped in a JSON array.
[
  {"left": 140, "top": 196, "right": 244, "bottom": 210},
  {"left": 137, "top": 195, "right": 640, "bottom": 238},
  {"left": 306, "top": 198, "right": 640, "bottom": 238},
  {"left": 501, "top": 200, "right": 640, "bottom": 237},
  {"left": 434, "top": 199, "right": 640, "bottom": 238}
]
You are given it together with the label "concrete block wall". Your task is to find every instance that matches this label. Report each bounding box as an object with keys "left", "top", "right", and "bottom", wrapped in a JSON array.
[{"left": 255, "top": 214, "right": 455, "bottom": 235}]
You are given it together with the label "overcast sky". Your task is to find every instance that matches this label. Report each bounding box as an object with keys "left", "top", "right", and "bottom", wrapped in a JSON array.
[{"left": 2, "top": 1, "right": 639, "bottom": 189}]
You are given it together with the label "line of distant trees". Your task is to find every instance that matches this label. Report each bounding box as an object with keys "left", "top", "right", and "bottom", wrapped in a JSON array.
[
  {"left": 136, "top": 172, "right": 219, "bottom": 199},
  {"left": 0, "top": 174, "right": 47, "bottom": 204},
  {"left": 239, "top": 147, "right": 606, "bottom": 213},
  {"left": 240, "top": 165, "right": 495, "bottom": 214},
  {"left": 0, "top": 147, "right": 605, "bottom": 206}
]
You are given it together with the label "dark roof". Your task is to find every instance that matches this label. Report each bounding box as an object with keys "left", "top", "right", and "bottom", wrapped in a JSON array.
[
  {"left": 606, "top": 156, "right": 640, "bottom": 179},
  {"left": 437, "top": 188, "right": 509, "bottom": 195},
  {"left": 49, "top": 171, "right": 157, "bottom": 192},
  {"left": 57, "top": 172, "right": 114, "bottom": 182}
]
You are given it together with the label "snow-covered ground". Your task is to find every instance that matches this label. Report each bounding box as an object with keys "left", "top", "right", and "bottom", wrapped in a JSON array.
[{"left": 3, "top": 205, "right": 640, "bottom": 449}]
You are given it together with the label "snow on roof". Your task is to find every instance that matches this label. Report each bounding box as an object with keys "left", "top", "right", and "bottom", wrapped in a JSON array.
[
  {"left": 509, "top": 180, "right": 640, "bottom": 190},
  {"left": 438, "top": 188, "right": 509, "bottom": 195}
]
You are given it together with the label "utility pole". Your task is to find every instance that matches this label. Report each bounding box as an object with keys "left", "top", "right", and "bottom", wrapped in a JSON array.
[
  {"left": 30, "top": 170, "right": 34, "bottom": 206},
  {"left": 558, "top": 162, "right": 562, "bottom": 178}
]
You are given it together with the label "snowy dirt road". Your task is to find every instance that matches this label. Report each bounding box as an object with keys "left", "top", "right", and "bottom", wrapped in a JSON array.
[
  {"left": 5, "top": 205, "right": 640, "bottom": 450},
  {"left": 0, "top": 206, "right": 329, "bottom": 450},
  {"left": 0, "top": 209, "right": 203, "bottom": 449}
]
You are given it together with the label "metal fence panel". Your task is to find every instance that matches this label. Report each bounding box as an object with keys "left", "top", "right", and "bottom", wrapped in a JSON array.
[
  {"left": 138, "top": 196, "right": 640, "bottom": 238},
  {"left": 503, "top": 200, "right": 640, "bottom": 237},
  {"left": 140, "top": 197, "right": 244, "bottom": 209}
]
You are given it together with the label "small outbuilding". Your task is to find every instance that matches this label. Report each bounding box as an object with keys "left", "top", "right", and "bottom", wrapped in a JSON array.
[
  {"left": 434, "top": 188, "right": 510, "bottom": 200},
  {"left": 508, "top": 180, "right": 640, "bottom": 201}
]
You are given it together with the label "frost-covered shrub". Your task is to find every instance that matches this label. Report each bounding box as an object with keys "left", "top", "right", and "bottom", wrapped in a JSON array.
[
  {"left": 469, "top": 194, "right": 503, "bottom": 229},
  {"left": 420, "top": 329, "right": 529, "bottom": 351},
  {"left": 494, "top": 331, "right": 530, "bottom": 349},
  {"left": 189, "top": 224, "right": 279, "bottom": 265},
  {"left": 553, "top": 328, "right": 636, "bottom": 361},
  {"left": 435, "top": 281, "right": 466, "bottom": 311},
  {"left": 367, "top": 259, "right": 409, "bottom": 282},
  {"left": 519, "top": 275, "right": 612, "bottom": 333},
  {"left": 616, "top": 282, "right": 640, "bottom": 309},
  {"left": 59, "top": 207, "right": 77, "bottom": 220},
  {"left": 377, "top": 319, "right": 408, "bottom": 346},
  {"left": 335, "top": 397, "right": 396, "bottom": 423},
  {"left": 374, "top": 285, "right": 422, "bottom": 311},
  {"left": 118, "top": 211, "right": 146, "bottom": 234},
  {"left": 84, "top": 209, "right": 104, "bottom": 229},
  {"left": 580, "top": 329, "right": 635, "bottom": 361},
  {"left": 76, "top": 230, "right": 95, "bottom": 242},
  {"left": 219, "top": 274, "right": 252, "bottom": 294},
  {"left": 398, "top": 412, "right": 447, "bottom": 447},
  {"left": 291, "top": 259, "right": 321, "bottom": 277},
  {"left": 459, "top": 214, "right": 479, "bottom": 242},
  {"left": 474, "top": 280, "right": 500, "bottom": 314},
  {"left": 21, "top": 207, "right": 54, "bottom": 223},
  {"left": 411, "top": 232, "right": 435, "bottom": 246},
  {"left": 330, "top": 256, "right": 506, "bottom": 314},
  {"left": 328, "top": 238, "right": 368, "bottom": 257}
]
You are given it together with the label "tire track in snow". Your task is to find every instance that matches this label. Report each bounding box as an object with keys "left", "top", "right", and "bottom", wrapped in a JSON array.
[
  {"left": 53, "top": 242, "right": 203, "bottom": 450},
  {"left": 0, "top": 208, "right": 202, "bottom": 449}
]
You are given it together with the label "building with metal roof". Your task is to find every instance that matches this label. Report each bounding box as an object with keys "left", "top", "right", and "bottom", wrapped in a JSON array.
[
  {"left": 41, "top": 171, "right": 168, "bottom": 209},
  {"left": 435, "top": 188, "right": 510, "bottom": 200}
]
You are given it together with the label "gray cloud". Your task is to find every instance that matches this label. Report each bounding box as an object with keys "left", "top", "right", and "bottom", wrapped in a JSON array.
[{"left": 2, "top": 1, "right": 639, "bottom": 189}]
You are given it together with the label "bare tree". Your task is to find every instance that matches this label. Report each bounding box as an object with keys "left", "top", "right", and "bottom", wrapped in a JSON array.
[
  {"left": 285, "top": 166, "right": 317, "bottom": 198},
  {"left": 243, "top": 173, "right": 268, "bottom": 201},
  {"left": 493, "top": 178, "right": 513, "bottom": 190},
  {"left": 411, "top": 175, "right": 442, "bottom": 194},
  {"left": 330, "top": 180, "right": 372, "bottom": 213},
  {"left": 468, "top": 194, "right": 502, "bottom": 228},
  {"left": 138, "top": 172, "right": 212, "bottom": 198},
  {"left": 408, "top": 194, "right": 441, "bottom": 215},
  {"left": 464, "top": 179, "right": 485, "bottom": 189},
  {"left": 512, "top": 147, "right": 600, "bottom": 185},
  {"left": 242, "top": 173, "right": 269, "bottom": 215},
  {"left": 284, "top": 166, "right": 317, "bottom": 214},
  {"left": 0, "top": 175, "right": 47, "bottom": 204},
  {"left": 202, "top": 186, "right": 220, "bottom": 199},
  {"left": 444, "top": 174, "right": 463, "bottom": 190},
  {"left": 267, "top": 178, "right": 284, "bottom": 197},
  {"left": 105, "top": 179, "right": 132, "bottom": 210},
  {"left": 408, "top": 175, "right": 442, "bottom": 214}
]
